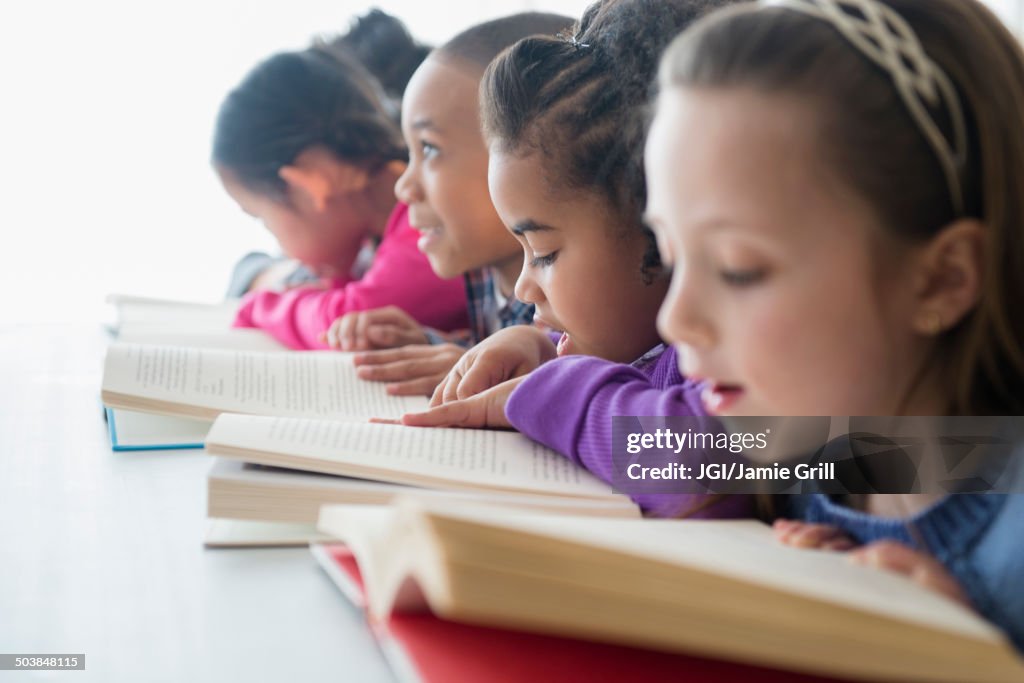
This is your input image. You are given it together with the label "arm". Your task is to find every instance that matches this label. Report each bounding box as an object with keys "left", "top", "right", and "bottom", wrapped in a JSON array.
[
  {"left": 234, "top": 212, "right": 467, "bottom": 350},
  {"left": 505, "top": 353, "right": 750, "bottom": 519}
]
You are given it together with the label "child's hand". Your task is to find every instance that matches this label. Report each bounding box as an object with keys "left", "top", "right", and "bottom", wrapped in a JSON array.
[
  {"left": 775, "top": 522, "right": 972, "bottom": 608},
  {"left": 850, "top": 541, "right": 971, "bottom": 607},
  {"left": 773, "top": 519, "right": 858, "bottom": 551},
  {"left": 353, "top": 344, "right": 465, "bottom": 396},
  {"left": 428, "top": 326, "right": 557, "bottom": 407},
  {"left": 400, "top": 377, "right": 525, "bottom": 429},
  {"left": 324, "top": 306, "right": 429, "bottom": 350}
]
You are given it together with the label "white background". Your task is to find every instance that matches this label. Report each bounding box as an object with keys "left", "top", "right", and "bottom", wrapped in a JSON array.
[{"left": 1, "top": 0, "right": 1020, "bottom": 324}]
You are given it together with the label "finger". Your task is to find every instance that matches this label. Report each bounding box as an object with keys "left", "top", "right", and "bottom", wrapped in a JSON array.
[
  {"left": 849, "top": 542, "right": 969, "bottom": 603},
  {"left": 429, "top": 375, "right": 449, "bottom": 408},
  {"left": 366, "top": 324, "right": 413, "bottom": 350},
  {"left": 368, "top": 417, "right": 401, "bottom": 425},
  {"left": 850, "top": 541, "right": 923, "bottom": 572},
  {"left": 401, "top": 399, "right": 483, "bottom": 428},
  {"left": 336, "top": 313, "right": 360, "bottom": 351},
  {"left": 442, "top": 366, "right": 464, "bottom": 405},
  {"left": 354, "top": 312, "right": 377, "bottom": 352},
  {"left": 358, "top": 357, "right": 451, "bottom": 383},
  {"left": 353, "top": 345, "right": 434, "bottom": 366},
  {"left": 455, "top": 355, "right": 509, "bottom": 400},
  {"left": 385, "top": 376, "right": 443, "bottom": 397},
  {"left": 776, "top": 522, "right": 850, "bottom": 550}
]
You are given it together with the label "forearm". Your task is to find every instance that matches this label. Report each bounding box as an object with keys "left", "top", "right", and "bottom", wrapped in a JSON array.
[{"left": 506, "top": 356, "right": 749, "bottom": 518}]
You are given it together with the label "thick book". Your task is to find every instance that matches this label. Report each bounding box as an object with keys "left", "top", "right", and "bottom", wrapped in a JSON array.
[
  {"left": 101, "top": 343, "right": 426, "bottom": 422},
  {"left": 208, "top": 459, "right": 639, "bottom": 524},
  {"left": 315, "top": 498, "right": 1024, "bottom": 683},
  {"left": 310, "top": 543, "right": 846, "bottom": 683},
  {"left": 106, "top": 407, "right": 209, "bottom": 451},
  {"left": 203, "top": 414, "right": 631, "bottom": 505}
]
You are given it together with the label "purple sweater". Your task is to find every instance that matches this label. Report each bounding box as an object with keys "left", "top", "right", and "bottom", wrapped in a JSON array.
[{"left": 506, "top": 345, "right": 753, "bottom": 519}]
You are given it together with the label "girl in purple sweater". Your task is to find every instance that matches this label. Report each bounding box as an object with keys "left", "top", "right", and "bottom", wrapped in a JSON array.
[{"left": 402, "top": 0, "right": 750, "bottom": 520}]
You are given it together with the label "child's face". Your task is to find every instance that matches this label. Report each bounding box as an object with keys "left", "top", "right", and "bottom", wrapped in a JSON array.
[
  {"left": 218, "top": 168, "right": 364, "bottom": 279},
  {"left": 489, "top": 150, "right": 668, "bottom": 363},
  {"left": 644, "top": 88, "right": 926, "bottom": 416},
  {"left": 395, "top": 56, "right": 521, "bottom": 279}
]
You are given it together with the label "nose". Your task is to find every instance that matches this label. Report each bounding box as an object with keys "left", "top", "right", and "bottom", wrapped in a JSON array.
[
  {"left": 394, "top": 160, "right": 423, "bottom": 205},
  {"left": 657, "top": 264, "right": 714, "bottom": 350},
  {"left": 513, "top": 254, "right": 544, "bottom": 306}
]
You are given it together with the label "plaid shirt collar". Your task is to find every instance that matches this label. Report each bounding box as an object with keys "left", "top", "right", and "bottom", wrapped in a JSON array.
[{"left": 464, "top": 268, "right": 535, "bottom": 345}]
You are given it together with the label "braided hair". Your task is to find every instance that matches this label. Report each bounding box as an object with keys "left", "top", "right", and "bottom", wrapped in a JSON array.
[{"left": 481, "top": 0, "right": 746, "bottom": 280}]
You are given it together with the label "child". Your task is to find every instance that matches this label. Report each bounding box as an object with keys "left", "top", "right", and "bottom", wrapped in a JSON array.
[
  {"left": 401, "top": 0, "right": 750, "bottom": 520},
  {"left": 643, "top": 0, "right": 1024, "bottom": 649},
  {"left": 213, "top": 22, "right": 467, "bottom": 350},
  {"left": 325, "top": 13, "right": 575, "bottom": 395},
  {"left": 225, "top": 9, "right": 431, "bottom": 298}
]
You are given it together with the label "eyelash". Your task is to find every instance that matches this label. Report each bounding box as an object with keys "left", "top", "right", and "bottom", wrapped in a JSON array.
[
  {"left": 720, "top": 269, "right": 766, "bottom": 287},
  {"left": 420, "top": 141, "right": 439, "bottom": 159},
  {"left": 529, "top": 251, "right": 559, "bottom": 268}
]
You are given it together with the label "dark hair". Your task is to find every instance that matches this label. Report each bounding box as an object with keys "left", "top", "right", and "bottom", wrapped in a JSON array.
[
  {"left": 212, "top": 40, "right": 405, "bottom": 198},
  {"left": 481, "top": 0, "right": 744, "bottom": 280},
  {"left": 661, "top": 0, "right": 1024, "bottom": 415},
  {"left": 438, "top": 12, "right": 574, "bottom": 70},
  {"left": 320, "top": 9, "right": 430, "bottom": 103}
]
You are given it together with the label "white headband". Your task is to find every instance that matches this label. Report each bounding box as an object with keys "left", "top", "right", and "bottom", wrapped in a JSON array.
[{"left": 764, "top": 0, "right": 968, "bottom": 215}]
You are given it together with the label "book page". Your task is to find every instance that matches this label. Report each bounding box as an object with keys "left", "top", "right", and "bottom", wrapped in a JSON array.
[
  {"left": 117, "top": 327, "right": 287, "bottom": 352},
  {"left": 109, "top": 408, "right": 211, "bottom": 449},
  {"left": 102, "top": 343, "right": 427, "bottom": 419},
  {"left": 204, "top": 518, "right": 332, "bottom": 547},
  {"left": 107, "top": 294, "right": 241, "bottom": 330},
  {"left": 207, "top": 415, "right": 618, "bottom": 499}
]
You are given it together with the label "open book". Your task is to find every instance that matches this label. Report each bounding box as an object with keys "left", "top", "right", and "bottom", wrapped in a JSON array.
[
  {"left": 106, "top": 294, "right": 286, "bottom": 352},
  {"left": 204, "top": 414, "right": 631, "bottom": 505},
  {"left": 310, "top": 543, "right": 848, "bottom": 683},
  {"left": 101, "top": 343, "right": 426, "bottom": 422},
  {"left": 208, "top": 459, "right": 638, "bottom": 524},
  {"left": 316, "top": 498, "right": 1024, "bottom": 683}
]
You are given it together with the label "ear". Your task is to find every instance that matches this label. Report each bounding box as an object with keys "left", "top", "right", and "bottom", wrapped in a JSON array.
[
  {"left": 278, "top": 165, "right": 333, "bottom": 213},
  {"left": 909, "top": 218, "right": 986, "bottom": 336}
]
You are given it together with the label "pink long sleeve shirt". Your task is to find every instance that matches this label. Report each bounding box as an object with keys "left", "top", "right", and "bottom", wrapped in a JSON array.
[{"left": 233, "top": 203, "right": 468, "bottom": 350}]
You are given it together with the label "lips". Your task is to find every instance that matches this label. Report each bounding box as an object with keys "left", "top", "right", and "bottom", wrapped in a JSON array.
[
  {"left": 414, "top": 226, "right": 443, "bottom": 253},
  {"left": 700, "top": 382, "right": 745, "bottom": 415}
]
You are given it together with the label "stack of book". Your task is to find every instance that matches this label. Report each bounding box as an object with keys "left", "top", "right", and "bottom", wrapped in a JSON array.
[{"left": 100, "top": 296, "right": 638, "bottom": 546}]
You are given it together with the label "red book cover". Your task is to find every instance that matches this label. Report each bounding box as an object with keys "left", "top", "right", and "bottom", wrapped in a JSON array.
[{"left": 311, "top": 543, "right": 853, "bottom": 683}]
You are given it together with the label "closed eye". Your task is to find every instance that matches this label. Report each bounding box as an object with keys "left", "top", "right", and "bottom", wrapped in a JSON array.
[
  {"left": 720, "top": 269, "right": 766, "bottom": 286},
  {"left": 529, "top": 251, "right": 559, "bottom": 268}
]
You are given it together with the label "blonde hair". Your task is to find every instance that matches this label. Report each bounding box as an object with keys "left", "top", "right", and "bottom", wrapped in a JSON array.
[{"left": 660, "top": 0, "right": 1024, "bottom": 415}]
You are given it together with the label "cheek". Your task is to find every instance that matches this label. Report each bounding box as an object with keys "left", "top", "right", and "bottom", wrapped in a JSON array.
[{"left": 735, "top": 282, "right": 893, "bottom": 413}]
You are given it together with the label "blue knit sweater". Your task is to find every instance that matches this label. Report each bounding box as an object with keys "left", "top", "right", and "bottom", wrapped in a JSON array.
[{"left": 787, "top": 490, "right": 1024, "bottom": 653}]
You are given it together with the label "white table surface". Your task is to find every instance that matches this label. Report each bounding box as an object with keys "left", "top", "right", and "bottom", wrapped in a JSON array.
[{"left": 0, "top": 325, "right": 394, "bottom": 682}]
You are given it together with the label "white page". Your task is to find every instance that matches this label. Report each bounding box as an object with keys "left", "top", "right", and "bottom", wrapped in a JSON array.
[
  {"left": 109, "top": 408, "right": 211, "bottom": 448},
  {"left": 117, "top": 327, "right": 287, "bottom": 352},
  {"left": 107, "top": 294, "right": 241, "bottom": 330},
  {"left": 207, "top": 415, "right": 617, "bottom": 498},
  {"left": 102, "top": 343, "right": 427, "bottom": 420},
  {"left": 204, "top": 518, "right": 332, "bottom": 547}
]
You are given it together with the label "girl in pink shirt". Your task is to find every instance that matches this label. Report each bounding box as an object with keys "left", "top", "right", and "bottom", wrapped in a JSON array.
[{"left": 212, "top": 21, "right": 467, "bottom": 350}]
